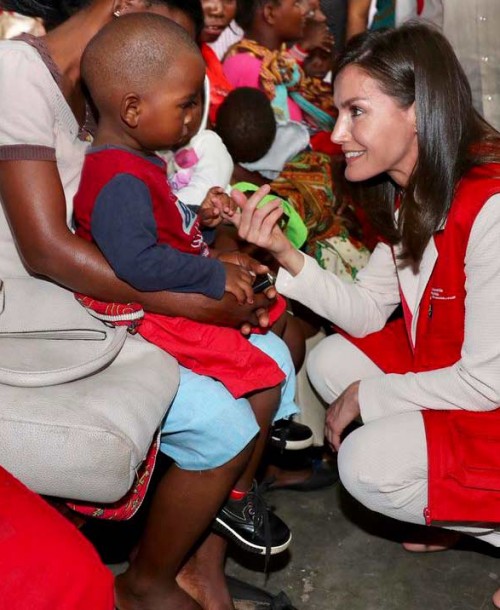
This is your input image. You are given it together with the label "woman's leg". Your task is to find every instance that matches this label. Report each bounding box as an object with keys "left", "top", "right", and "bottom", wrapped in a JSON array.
[
  {"left": 306, "top": 332, "right": 383, "bottom": 403},
  {"left": 338, "top": 411, "right": 500, "bottom": 546},
  {"left": 116, "top": 449, "right": 251, "bottom": 610},
  {"left": 117, "top": 366, "right": 260, "bottom": 610}
]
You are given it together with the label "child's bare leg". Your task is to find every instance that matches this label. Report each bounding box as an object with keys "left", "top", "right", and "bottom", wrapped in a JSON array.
[
  {"left": 115, "top": 443, "right": 252, "bottom": 610},
  {"left": 236, "top": 385, "right": 281, "bottom": 491}
]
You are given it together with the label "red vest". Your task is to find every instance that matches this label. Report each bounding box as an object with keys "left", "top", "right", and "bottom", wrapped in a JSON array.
[
  {"left": 74, "top": 148, "right": 207, "bottom": 257},
  {"left": 348, "top": 164, "right": 500, "bottom": 523}
]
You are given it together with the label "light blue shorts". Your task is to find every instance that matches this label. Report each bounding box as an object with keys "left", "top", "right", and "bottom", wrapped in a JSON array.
[{"left": 160, "top": 331, "right": 298, "bottom": 471}]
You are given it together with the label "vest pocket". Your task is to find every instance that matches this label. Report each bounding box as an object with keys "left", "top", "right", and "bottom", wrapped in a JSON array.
[{"left": 450, "top": 411, "right": 500, "bottom": 492}]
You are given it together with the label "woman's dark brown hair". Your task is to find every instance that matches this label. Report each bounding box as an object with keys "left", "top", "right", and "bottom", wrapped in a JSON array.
[{"left": 334, "top": 22, "right": 500, "bottom": 264}]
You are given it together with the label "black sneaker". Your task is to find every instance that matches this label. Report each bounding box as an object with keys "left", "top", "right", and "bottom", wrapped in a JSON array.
[
  {"left": 213, "top": 481, "right": 292, "bottom": 556},
  {"left": 270, "top": 419, "right": 314, "bottom": 451}
]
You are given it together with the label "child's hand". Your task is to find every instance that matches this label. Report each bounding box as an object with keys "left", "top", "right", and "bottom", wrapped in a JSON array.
[
  {"left": 222, "top": 261, "right": 255, "bottom": 304},
  {"left": 199, "top": 187, "right": 237, "bottom": 228}
]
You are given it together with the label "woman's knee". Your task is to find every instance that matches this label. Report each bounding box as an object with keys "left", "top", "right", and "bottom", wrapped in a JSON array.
[
  {"left": 307, "top": 334, "right": 383, "bottom": 403},
  {"left": 338, "top": 414, "right": 428, "bottom": 520},
  {"left": 306, "top": 334, "right": 345, "bottom": 402}
]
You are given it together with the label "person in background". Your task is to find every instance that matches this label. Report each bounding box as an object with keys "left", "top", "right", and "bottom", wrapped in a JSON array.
[{"left": 345, "top": 0, "right": 442, "bottom": 41}]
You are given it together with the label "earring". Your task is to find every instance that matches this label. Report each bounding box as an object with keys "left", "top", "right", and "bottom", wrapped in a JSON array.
[{"left": 113, "top": 9, "right": 121, "bottom": 17}]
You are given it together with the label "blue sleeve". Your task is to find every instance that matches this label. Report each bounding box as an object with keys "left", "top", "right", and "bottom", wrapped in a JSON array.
[
  {"left": 90, "top": 174, "right": 226, "bottom": 298},
  {"left": 185, "top": 202, "right": 216, "bottom": 245}
]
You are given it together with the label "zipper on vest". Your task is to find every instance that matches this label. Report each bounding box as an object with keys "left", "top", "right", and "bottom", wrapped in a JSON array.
[{"left": 428, "top": 303, "right": 433, "bottom": 318}]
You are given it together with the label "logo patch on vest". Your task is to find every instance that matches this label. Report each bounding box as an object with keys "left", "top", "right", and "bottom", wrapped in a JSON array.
[{"left": 430, "top": 287, "right": 456, "bottom": 301}]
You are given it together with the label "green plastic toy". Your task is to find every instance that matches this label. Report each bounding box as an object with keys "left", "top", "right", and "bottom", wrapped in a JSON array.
[{"left": 231, "top": 182, "right": 308, "bottom": 249}]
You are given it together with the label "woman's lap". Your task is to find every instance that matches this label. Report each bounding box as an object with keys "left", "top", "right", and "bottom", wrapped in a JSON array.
[{"left": 160, "top": 331, "right": 298, "bottom": 471}]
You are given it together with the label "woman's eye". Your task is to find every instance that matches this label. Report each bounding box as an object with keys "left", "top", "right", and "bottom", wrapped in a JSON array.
[{"left": 350, "top": 106, "right": 362, "bottom": 117}]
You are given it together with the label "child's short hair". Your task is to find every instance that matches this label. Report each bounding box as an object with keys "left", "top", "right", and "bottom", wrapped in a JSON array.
[
  {"left": 215, "top": 87, "right": 277, "bottom": 163},
  {"left": 81, "top": 12, "right": 200, "bottom": 115}
]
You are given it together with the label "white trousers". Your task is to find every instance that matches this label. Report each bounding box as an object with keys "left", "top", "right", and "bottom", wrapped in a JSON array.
[{"left": 307, "top": 333, "right": 500, "bottom": 547}]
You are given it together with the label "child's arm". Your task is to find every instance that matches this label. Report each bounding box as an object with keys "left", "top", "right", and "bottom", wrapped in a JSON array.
[{"left": 90, "top": 174, "right": 253, "bottom": 302}]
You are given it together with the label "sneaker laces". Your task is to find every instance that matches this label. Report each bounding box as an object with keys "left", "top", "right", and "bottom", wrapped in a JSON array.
[{"left": 247, "top": 480, "right": 272, "bottom": 573}]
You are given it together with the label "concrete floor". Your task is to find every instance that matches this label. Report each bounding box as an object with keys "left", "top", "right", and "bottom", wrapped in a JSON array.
[{"left": 225, "top": 482, "right": 500, "bottom": 610}]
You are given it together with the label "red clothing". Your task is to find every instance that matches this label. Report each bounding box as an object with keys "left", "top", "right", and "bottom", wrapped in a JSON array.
[
  {"left": 201, "top": 43, "right": 233, "bottom": 126},
  {"left": 346, "top": 164, "right": 500, "bottom": 524},
  {"left": 0, "top": 467, "right": 114, "bottom": 609},
  {"left": 75, "top": 148, "right": 286, "bottom": 398}
]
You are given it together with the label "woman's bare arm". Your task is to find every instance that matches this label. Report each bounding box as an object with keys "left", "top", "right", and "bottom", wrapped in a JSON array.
[
  {"left": 346, "top": 0, "right": 371, "bottom": 42},
  {"left": 0, "top": 159, "right": 271, "bottom": 327}
]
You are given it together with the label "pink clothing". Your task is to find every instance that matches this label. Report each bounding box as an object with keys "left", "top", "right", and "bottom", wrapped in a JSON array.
[{"left": 223, "top": 53, "right": 303, "bottom": 122}]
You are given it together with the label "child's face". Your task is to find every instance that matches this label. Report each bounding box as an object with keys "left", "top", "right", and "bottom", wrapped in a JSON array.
[
  {"left": 134, "top": 51, "right": 206, "bottom": 153},
  {"left": 200, "top": 0, "right": 237, "bottom": 43},
  {"left": 303, "top": 49, "right": 332, "bottom": 80}
]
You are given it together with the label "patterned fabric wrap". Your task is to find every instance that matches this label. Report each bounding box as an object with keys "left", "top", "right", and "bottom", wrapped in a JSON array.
[
  {"left": 270, "top": 150, "right": 370, "bottom": 280},
  {"left": 225, "top": 39, "right": 335, "bottom": 131}
]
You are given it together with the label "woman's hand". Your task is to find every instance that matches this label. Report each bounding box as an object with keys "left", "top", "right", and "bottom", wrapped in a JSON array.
[
  {"left": 325, "top": 381, "right": 361, "bottom": 451},
  {"left": 230, "top": 185, "right": 285, "bottom": 250},
  {"left": 230, "top": 186, "right": 305, "bottom": 275}
]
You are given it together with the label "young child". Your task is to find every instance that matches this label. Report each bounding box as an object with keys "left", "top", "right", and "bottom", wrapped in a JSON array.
[{"left": 73, "top": 12, "right": 297, "bottom": 557}]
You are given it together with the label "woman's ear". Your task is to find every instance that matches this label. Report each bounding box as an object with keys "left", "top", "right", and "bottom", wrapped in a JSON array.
[{"left": 121, "top": 93, "right": 141, "bottom": 128}]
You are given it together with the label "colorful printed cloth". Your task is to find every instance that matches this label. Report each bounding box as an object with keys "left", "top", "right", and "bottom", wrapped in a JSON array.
[
  {"left": 225, "top": 39, "right": 335, "bottom": 131},
  {"left": 270, "top": 150, "right": 370, "bottom": 280}
]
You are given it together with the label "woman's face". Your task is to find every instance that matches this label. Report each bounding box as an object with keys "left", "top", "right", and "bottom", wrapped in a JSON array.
[
  {"left": 332, "top": 64, "right": 418, "bottom": 187},
  {"left": 199, "top": 0, "right": 236, "bottom": 43},
  {"left": 272, "top": 0, "right": 307, "bottom": 42}
]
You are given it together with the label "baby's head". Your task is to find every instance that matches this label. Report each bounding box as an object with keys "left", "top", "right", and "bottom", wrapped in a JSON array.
[
  {"left": 82, "top": 12, "right": 206, "bottom": 153},
  {"left": 215, "top": 87, "right": 276, "bottom": 163}
]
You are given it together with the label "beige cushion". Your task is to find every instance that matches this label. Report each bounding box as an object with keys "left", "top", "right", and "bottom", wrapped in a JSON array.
[{"left": 0, "top": 334, "right": 178, "bottom": 503}]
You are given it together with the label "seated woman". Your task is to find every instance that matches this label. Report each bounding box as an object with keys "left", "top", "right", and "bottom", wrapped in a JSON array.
[
  {"left": 0, "top": 1, "right": 291, "bottom": 609},
  {"left": 230, "top": 22, "right": 500, "bottom": 608}
]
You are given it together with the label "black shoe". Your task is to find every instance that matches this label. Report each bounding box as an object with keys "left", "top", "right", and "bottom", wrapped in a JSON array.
[
  {"left": 270, "top": 419, "right": 314, "bottom": 451},
  {"left": 227, "top": 576, "right": 298, "bottom": 610},
  {"left": 213, "top": 481, "right": 292, "bottom": 556}
]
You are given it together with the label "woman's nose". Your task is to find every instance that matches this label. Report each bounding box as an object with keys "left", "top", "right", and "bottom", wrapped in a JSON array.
[{"left": 330, "top": 118, "right": 347, "bottom": 145}]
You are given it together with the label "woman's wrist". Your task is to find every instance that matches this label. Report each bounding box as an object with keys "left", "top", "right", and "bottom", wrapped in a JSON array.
[{"left": 274, "top": 243, "right": 305, "bottom": 276}]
